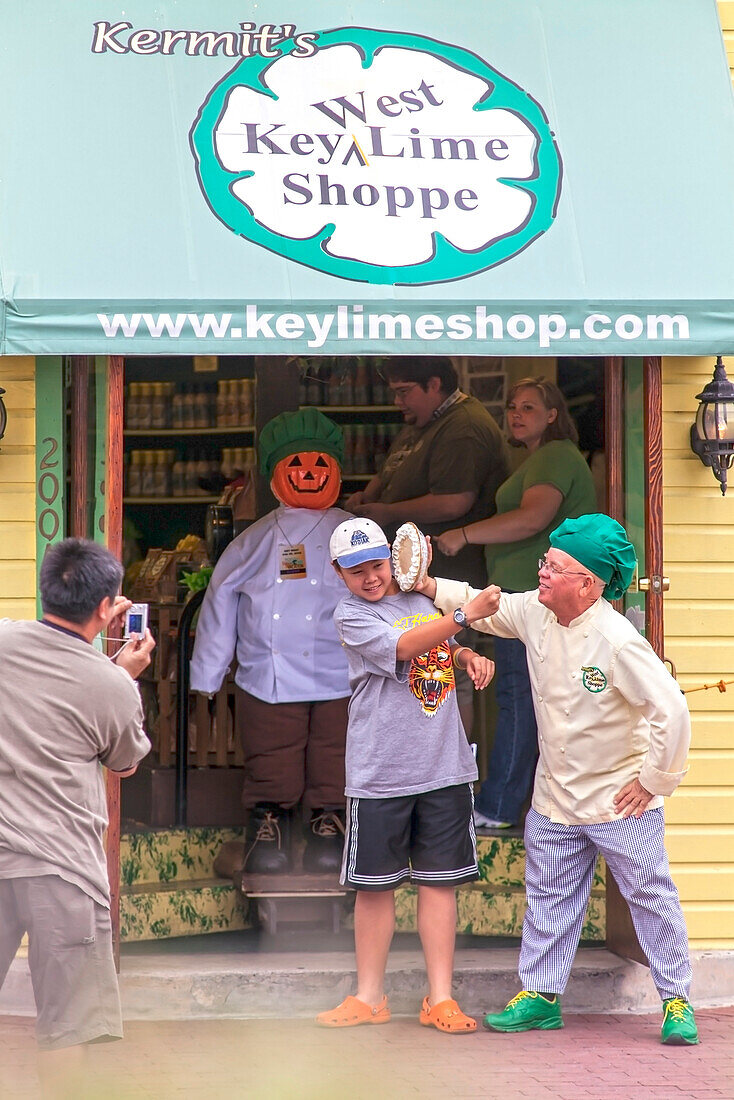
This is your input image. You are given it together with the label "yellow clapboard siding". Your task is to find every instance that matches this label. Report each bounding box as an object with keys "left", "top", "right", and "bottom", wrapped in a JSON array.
[
  {"left": 665, "top": 646, "right": 734, "bottom": 676},
  {"left": 663, "top": 494, "right": 734, "bottom": 523},
  {"left": 0, "top": 524, "right": 35, "bottom": 558},
  {"left": 667, "top": 826, "right": 734, "bottom": 864},
  {"left": 663, "top": 356, "right": 734, "bottom": 943},
  {"left": 662, "top": 456, "right": 727, "bottom": 486},
  {"left": 672, "top": 867, "right": 734, "bottom": 903},
  {"left": 666, "top": 531, "right": 734, "bottom": 559},
  {"left": 666, "top": 603, "right": 734, "bottom": 636},
  {"left": 665, "top": 791, "right": 734, "bottom": 826},
  {"left": 0, "top": 490, "right": 35, "bottom": 522},
  {"left": 680, "top": 903, "right": 734, "bottom": 941},
  {"left": 662, "top": 382, "right": 710, "bottom": 411},
  {"left": 686, "top": 689, "right": 734, "bottom": 713},
  {"left": 688, "top": 716, "right": 734, "bottom": 751},
  {"left": 684, "top": 753, "right": 734, "bottom": 787},
  {"left": 662, "top": 565, "right": 734, "bottom": 600},
  {"left": 1, "top": 380, "right": 34, "bottom": 410},
  {"left": 0, "top": 357, "right": 35, "bottom": 382},
  {"left": 0, "top": 452, "right": 36, "bottom": 484},
  {"left": 719, "top": 3, "right": 734, "bottom": 29},
  {"left": 0, "top": 560, "right": 37, "bottom": 598},
  {"left": 0, "top": 599, "right": 36, "bottom": 620},
  {"left": 1, "top": 414, "right": 35, "bottom": 449}
]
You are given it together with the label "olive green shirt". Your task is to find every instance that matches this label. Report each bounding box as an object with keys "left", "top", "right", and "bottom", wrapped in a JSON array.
[
  {"left": 488, "top": 439, "right": 598, "bottom": 592},
  {"left": 378, "top": 393, "right": 508, "bottom": 589}
]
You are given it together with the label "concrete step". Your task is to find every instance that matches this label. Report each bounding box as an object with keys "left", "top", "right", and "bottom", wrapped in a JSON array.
[{"left": 3, "top": 936, "right": 731, "bottom": 1020}]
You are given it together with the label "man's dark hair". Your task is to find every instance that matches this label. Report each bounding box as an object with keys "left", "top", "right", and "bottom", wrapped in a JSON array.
[
  {"left": 383, "top": 356, "right": 458, "bottom": 395},
  {"left": 40, "top": 538, "right": 124, "bottom": 624}
]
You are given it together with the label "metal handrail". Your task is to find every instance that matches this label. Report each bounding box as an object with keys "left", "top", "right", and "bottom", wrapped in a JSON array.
[{"left": 175, "top": 588, "right": 206, "bottom": 826}]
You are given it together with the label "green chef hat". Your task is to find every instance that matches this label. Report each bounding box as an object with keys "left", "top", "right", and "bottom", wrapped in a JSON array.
[
  {"left": 548, "top": 514, "right": 637, "bottom": 601},
  {"left": 258, "top": 407, "right": 344, "bottom": 480}
]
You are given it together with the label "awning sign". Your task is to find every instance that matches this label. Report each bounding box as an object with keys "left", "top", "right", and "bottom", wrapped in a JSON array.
[
  {"left": 3, "top": 1, "right": 734, "bottom": 355},
  {"left": 191, "top": 28, "right": 562, "bottom": 286}
]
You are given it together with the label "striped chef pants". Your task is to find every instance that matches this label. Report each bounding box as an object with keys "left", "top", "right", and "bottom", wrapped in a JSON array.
[{"left": 519, "top": 806, "right": 692, "bottom": 1000}]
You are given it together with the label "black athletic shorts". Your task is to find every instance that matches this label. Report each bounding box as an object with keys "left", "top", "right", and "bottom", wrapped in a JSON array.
[{"left": 340, "top": 783, "right": 479, "bottom": 891}]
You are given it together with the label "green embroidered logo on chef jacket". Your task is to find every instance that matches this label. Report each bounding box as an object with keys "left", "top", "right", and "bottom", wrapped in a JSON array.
[{"left": 581, "top": 666, "right": 607, "bottom": 693}]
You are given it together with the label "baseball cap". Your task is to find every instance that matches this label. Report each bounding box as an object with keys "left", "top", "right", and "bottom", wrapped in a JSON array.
[{"left": 329, "top": 517, "right": 391, "bottom": 568}]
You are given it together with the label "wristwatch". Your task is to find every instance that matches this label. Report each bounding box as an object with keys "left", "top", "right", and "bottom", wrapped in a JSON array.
[{"left": 453, "top": 606, "right": 468, "bottom": 628}]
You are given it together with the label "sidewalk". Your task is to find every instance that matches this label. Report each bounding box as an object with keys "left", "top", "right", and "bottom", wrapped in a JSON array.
[{"left": 1, "top": 1009, "right": 733, "bottom": 1099}]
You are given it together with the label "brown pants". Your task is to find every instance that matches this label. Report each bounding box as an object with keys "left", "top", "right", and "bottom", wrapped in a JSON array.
[{"left": 236, "top": 689, "right": 348, "bottom": 810}]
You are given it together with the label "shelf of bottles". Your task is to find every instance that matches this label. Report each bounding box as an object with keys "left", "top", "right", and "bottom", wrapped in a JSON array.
[
  {"left": 124, "top": 378, "right": 257, "bottom": 503},
  {"left": 299, "top": 359, "right": 402, "bottom": 479},
  {"left": 125, "top": 379, "right": 255, "bottom": 434}
]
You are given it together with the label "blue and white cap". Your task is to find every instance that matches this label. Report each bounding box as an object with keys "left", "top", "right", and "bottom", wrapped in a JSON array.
[{"left": 329, "top": 517, "right": 391, "bottom": 567}]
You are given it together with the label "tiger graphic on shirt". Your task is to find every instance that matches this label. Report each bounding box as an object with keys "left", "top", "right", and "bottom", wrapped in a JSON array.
[{"left": 408, "top": 644, "right": 455, "bottom": 717}]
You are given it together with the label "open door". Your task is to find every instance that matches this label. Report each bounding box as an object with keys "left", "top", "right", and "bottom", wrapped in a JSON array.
[{"left": 604, "top": 355, "right": 664, "bottom": 964}]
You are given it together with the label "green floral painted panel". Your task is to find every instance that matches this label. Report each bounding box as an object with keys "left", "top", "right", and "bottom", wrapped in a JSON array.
[
  {"left": 386, "top": 882, "right": 605, "bottom": 940},
  {"left": 476, "top": 837, "right": 605, "bottom": 890},
  {"left": 121, "top": 827, "right": 245, "bottom": 887},
  {"left": 120, "top": 882, "right": 252, "bottom": 942}
]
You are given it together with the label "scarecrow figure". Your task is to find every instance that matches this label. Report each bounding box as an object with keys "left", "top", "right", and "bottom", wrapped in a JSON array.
[{"left": 190, "top": 408, "right": 351, "bottom": 874}]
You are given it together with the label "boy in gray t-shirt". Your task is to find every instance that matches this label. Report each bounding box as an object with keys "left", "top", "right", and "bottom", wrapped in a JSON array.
[{"left": 317, "top": 517, "right": 499, "bottom": 1035}]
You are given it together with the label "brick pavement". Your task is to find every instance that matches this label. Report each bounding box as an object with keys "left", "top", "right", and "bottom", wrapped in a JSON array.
[{"left": 1, "top": 1009, "right": 732, "bottom": 1100}]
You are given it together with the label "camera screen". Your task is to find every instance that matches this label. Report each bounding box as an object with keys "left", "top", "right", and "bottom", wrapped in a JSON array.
[{"left": 128, "top": 613, "right": 143, "bottom": 634}]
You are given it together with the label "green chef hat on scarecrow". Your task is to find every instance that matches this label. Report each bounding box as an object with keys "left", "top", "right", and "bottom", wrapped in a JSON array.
[
  {"left": 258, "top": 407, "right": 345, "bottom": 480},
  {"left": 549, "top": 513, "right": 638, "bottom": 601}
]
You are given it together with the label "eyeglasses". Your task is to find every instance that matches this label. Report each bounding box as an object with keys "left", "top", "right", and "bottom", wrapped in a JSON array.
[
  {"left": 537, "top": 555, "right": 590, "bottom": 578},
  {"left": 390, "top": 383, "right": 420, "bottom": 402}
]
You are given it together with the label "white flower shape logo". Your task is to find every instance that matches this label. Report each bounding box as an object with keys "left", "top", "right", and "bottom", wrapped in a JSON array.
[{"left": 192, "top": 29, "right": 561, "bottom": 285}]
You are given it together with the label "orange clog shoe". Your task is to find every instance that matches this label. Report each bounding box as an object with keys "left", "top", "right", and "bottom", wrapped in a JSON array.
[
  {"left": 316, "top": 994, "right": 391, "bottom": 1028},
  {"left": 419, "top": 996, "right": 477, "bottom": 1034}
]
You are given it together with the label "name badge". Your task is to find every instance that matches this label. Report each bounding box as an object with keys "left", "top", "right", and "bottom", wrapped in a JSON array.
[{"left": 279, "top": 543, "right": 307, "bottom": 579}]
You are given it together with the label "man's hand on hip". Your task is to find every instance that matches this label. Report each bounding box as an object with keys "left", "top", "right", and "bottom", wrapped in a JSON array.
[{"left": 614, "top": 777, "right": 654, "bottom": 818}]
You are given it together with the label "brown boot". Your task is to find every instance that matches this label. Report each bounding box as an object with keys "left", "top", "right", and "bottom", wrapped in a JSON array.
[
  {"left": 243, "top": 803, "right": 291, "bottom": 874},
  {"left": 302, "top": 807, "right": 345, "bottom": 874}
]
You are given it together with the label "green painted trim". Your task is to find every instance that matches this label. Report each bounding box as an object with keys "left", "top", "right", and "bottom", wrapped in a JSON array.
[
  {"left": 34, "top": 357, "right": 65, "bottom": 616},
  {"left": 623, "top": 357, "right": 645, "bottom": 625}
]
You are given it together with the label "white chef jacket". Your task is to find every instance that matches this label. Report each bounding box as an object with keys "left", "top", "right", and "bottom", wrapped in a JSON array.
[
  {"left": 434, "top": 579, "right": 691, "bottom": 825},
  {"left": 190, "top": 506, "right": 351, "bottom": 703}
]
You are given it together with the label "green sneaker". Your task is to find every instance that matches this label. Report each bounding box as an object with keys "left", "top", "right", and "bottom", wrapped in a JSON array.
[
  {"left": 483, "top": 990, "right": 564, "bottom": 1033},
  {"left": 661, "top": 998, "right": 699, "bottom": 1045}
]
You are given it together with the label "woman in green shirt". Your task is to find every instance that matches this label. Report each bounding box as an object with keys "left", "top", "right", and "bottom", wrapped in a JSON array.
[{"left": 436, "top": 378, "right": 597, "bottom": 829}]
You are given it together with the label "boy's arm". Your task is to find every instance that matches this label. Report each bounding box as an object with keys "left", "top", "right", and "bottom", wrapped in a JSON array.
[{"left": 395, "top": 584, "right": 500, "bottom": 661}]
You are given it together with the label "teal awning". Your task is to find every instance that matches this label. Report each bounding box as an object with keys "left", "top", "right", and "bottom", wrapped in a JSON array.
[{"left": 2, "top": 0, "right": 734, "bottom": 356}]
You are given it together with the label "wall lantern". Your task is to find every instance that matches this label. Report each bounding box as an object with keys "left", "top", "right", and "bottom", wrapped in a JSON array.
[
  {"left": 0, "top": 388, "right": 6, "bottom": 442},
  {"left": 690, "top": 356, "right": 734, "bottom": 495}
]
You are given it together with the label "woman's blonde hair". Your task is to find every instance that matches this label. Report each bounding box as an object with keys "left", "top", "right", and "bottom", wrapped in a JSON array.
[{"left": 506, "top": 377, "right": 579, "bottom": 447}]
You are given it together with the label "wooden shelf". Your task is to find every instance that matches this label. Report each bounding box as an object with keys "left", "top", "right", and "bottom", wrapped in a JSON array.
[
  {"left": 124, "top": 426, "right": 254, "bottom": 436},
  {"left": 124, "top": 496, "right": 219, "bottom": 504},
  {"left": 300, "top": 405, "right": 397, "bottom": 414}
]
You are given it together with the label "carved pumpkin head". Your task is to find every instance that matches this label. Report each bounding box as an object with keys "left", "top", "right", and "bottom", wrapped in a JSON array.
[
  {"left": 271, "top": 450, "right": 341, "bottom": 509},
  {"left": 259, "top": 407, "right": 344, "bottom": 511}
]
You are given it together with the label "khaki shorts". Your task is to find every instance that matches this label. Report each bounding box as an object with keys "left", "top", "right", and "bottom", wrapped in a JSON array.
[{"left": 0, "top": 875, "right": 122, "bottom": 1050}]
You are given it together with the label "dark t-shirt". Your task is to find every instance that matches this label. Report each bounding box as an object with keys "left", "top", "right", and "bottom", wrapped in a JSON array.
[{"left": 378, "top": 394, "right": 508, "bottom": 588}]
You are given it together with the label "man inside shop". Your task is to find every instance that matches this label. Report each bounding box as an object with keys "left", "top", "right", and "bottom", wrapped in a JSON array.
[{"left": 345, "top": 355, "right": 508, "bottom": 730}]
